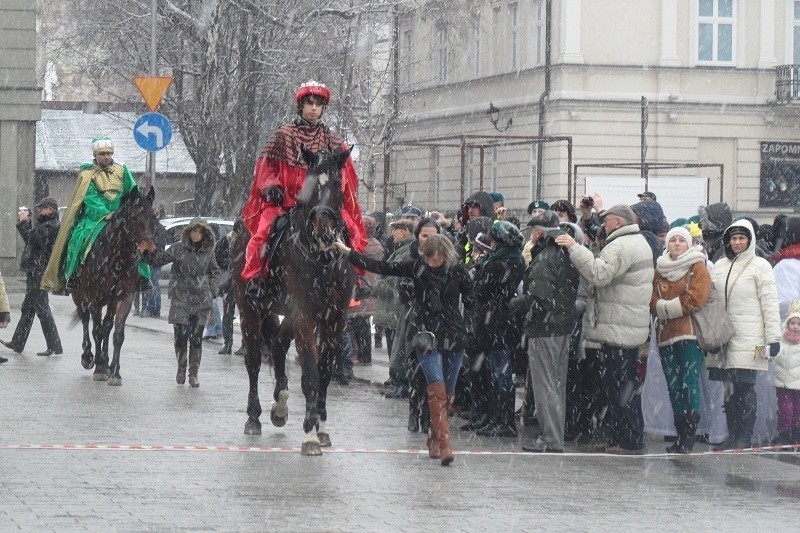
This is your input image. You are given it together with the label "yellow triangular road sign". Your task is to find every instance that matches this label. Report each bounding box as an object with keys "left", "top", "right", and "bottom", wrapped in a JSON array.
[{"left": 133, "top": 76, "right": 173, "bottom": 111}]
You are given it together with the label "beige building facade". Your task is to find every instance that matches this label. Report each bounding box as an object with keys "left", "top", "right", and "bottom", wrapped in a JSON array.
[
  {"left": 0, "top": 0, "right": 40, "bottom": 271},
  {"left": 388, "top": 0, "right": 800, "bottom": 222}
]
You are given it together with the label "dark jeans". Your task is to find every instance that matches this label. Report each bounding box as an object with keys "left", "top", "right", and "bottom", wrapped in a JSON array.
[
  {"left": 221, "top": 290, "right": 236, "bottom": 346},
  {"left": 348, "top": 316, "right": 372, "bottom": 363},
  {"left": 566, "top": 348, "right": 607, "bottom": 438},
  {"left": 174, "top": 314, "right": 205, "bottom": 350},
  {"left": 144, "top": 266, "right": 162, "bottom": 315},
  {"left": 385, "top": 328, "right": 395, "bottom": 359},
  {"left": 11, "top": 274, "right": 61, "bottom": 352},
  {"left": 601, "top": 344, "right": 644, "bottom": 450}
]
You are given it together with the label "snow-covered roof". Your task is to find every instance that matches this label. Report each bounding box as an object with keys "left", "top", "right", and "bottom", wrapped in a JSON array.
[{"left": 36, "top": 109, "right": 196, "bottom": 174}]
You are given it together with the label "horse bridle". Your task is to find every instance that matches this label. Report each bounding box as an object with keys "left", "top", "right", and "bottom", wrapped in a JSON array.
[{"left": 305, "top": 204, "right": 340, "bottom": 260}]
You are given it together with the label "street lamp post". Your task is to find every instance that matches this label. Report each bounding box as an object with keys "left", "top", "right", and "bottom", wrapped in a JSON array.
[{"left": 487, "top": 102, "right": 512, "bottom": 132}]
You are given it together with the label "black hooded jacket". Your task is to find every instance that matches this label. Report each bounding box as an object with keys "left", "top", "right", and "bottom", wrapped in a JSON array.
[
  {"left": 630, "top": 201, "right": 664, "bottom": 266},
  {"left": 17, "top": 212, "right": 60, "bottom": 277}
]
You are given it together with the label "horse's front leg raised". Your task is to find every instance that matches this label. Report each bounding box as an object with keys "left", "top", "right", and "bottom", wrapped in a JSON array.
[
  {"left": 107, "top": 297, "right": 132, "bottom": 386},
  {"left": 269, "top": 315, "right": 291, "bottom": 428},
  {"left": 296, "top": 327, "right": 322, "bottom": 456},
  {"left": 92, "top": 308, "right": 111, "bottom": 381}
]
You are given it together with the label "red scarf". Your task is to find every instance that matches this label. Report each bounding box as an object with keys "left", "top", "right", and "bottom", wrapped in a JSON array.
[{"left": 261, "top": 118, "right": 344, "bottom": 168}]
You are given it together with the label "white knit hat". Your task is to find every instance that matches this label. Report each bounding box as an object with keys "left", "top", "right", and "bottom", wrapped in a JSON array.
[
  {"left": 665, "top": 227, "right": 692, "bottom": 247},
  {"left": 92, "top": 137, "right": 114, "bottom": 155}
]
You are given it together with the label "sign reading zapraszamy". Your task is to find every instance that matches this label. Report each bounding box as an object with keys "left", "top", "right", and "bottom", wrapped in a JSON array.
[{"left": 761, "top": 141, "right": 800, "bottom": 208}]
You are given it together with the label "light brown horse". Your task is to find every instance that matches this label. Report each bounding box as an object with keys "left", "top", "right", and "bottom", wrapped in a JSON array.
[{"left": 232, "top": 147, "right": 355, "bottom": 455}]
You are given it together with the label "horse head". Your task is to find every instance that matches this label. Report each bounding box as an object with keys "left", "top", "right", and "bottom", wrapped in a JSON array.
[
  {"left": 297, "top": 145, "right": 350, "bottom": 254},
  {"left": 116, "top": 186, "right": 158, "bottom": 254}
]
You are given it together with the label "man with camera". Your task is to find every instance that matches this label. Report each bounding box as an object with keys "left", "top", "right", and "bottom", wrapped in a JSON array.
[{"left": 0, "top": 199, "right": 63, "bottom": 357}]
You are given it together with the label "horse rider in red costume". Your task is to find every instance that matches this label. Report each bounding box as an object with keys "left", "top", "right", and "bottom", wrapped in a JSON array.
[{"left": 240, "top": 80, "right": 367, "bottom": 292}]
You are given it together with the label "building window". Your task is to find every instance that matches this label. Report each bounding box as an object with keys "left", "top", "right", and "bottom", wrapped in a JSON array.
[
  {"left": 697, "top": 0, "right": 735, "bottom": 64},
  {"left": 508, "top": 2, "right": 518, "bottom": 70},
  {"left": 492, "top": 5, "right": 501, "bottom": 74},
  {"left": 403, "top": 28, "right": 413, "bottom": 85},
  {"left": 468, "top": 148, "right": 475, "bottom": 194},
  {"left": 794, "top": 1, "right": 800, "bottom": 64},
  {"left": 491, "top": 146, "right": 498, "bottom": 192},
  {"left": 534, "top": 0, "right": 544, "bottom": 65},
  {"left": 473, "top": 13, "right": 481, "bottom": 77},
  {"left": 437, "top": 25, "right": 448, "bottom": 83}
]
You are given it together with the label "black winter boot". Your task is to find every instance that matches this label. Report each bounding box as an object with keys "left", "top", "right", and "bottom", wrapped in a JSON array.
[
  {"left": 733, "top": 391, "right": 756, "bottom": 450},
  {"left": 666, "top": 415, "right": 687, "bottom": 453},
  {"left": 683, "top": 412, "right": 700, "bottom": 453},
  {"left": 714, "top": 396, "right": 740, "bottom": 451},
  {"left": 478, "top": 392, "right": 518, "bottom": 438}
]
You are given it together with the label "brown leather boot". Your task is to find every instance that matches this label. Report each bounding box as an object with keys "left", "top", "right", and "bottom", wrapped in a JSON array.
[
  {"left": 428, "top": 382, "right": 454, "bottom": 466},
  {"left": 188, "top": 347, "right": 202, "bottom": 388},
  {"left": 175, "top": 347, "right": 188, "bottom": 385}
]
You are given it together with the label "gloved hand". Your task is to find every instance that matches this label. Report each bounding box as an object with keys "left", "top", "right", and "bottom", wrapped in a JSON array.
[
  {"left": 397, "top": 278, "right": 414, "bottom": 305},
  {"left": 263, "top": 185, "right": 285, "bottom": 205},
  {"left": 769, "top": 342, "right": 781, "bottom": 359}
]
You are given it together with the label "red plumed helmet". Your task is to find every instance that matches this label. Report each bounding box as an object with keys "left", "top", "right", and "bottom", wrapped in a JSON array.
[{"left": 295, "top": 80, "right": 331, "bottom": 104}]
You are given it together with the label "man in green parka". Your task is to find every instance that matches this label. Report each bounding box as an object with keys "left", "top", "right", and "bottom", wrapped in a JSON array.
[{"left": 41, "top": 137, "right": 151, "bottom": 294}]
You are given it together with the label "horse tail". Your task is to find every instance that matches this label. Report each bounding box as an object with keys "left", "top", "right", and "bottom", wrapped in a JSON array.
[{"left": 69, "top": 309, "right": 82, "bottom": 329}]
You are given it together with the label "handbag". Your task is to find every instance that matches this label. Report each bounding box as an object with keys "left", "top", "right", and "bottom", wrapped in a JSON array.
[{"left": 690, "top": 285, "right": 735, "bottom": 352}]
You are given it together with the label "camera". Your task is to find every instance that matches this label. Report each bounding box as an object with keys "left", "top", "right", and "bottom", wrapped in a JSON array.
[{"left": 580, "top": 197, "right": 594, "bottom": 208}]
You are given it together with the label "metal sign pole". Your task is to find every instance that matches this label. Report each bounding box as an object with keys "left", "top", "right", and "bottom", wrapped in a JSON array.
[{"left": 147, "top": 0, "right": 157, "bottom": 185}]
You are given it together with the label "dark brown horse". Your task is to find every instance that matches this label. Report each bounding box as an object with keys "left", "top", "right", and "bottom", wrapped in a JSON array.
[
  {"left": 233, "top": 147, "right": 355, "bottom": 455},
  {"left": 72, "top": 186, "right": 157, "bottom": 386}
]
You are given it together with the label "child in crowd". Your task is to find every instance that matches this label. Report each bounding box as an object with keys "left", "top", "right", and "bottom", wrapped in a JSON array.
[{"left": 774, "top": 300, "right": 800, "bottom": 446}]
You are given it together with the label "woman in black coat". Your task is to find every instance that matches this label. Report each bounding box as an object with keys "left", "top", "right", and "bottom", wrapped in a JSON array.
[
  {"left": 470, "top": 221, "right": 525, "bottom": 437},
  {"left": 335, "top": 233, "right": 473, "bottom": 466}
]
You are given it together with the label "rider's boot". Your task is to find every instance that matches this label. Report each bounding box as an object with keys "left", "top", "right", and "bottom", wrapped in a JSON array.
[
  {"left": 65, "top": 275, "right": 79, "bottom": 295},
  {"left": 188, "top": 347, "right": 202, "bottom": 388},
  {"left": 175, "top": 347, "right": 188, "bottom": 385},
  {"left": 137, "top": 276, "right": 153, "bottom": 292}
]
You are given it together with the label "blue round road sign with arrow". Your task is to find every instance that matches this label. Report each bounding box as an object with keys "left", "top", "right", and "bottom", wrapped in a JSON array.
[{"left": 133, "top": 112, "right": 173, "bottom": 152}]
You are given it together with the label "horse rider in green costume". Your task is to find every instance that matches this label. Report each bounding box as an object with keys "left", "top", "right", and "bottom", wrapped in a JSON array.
[{"left": 41, "top": 137, "right": 152, "bottom": 294}]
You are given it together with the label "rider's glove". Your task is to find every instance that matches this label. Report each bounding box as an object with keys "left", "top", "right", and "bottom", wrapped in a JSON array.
[{"left": 263, "top": 185, "right": 285, "bottom": 206}]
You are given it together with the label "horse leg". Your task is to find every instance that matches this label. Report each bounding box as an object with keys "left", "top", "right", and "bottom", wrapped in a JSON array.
[
  {"left": 79, "top": 309, "right": 94, "bottom": 369},
  {"left": 270, "top": 315, "right": 291, "bottom": 428},
  {"left": 108, "top": 297, "right": 132, "bottom": 386},
  {"left": 241, "top": 304, "right": 263, "bottom": 435},
  {"left": 92, "top": 308, "right": 110, "bottom": 381},
  {"left": 316, "top": 313, "right": 346, "bottom": 448},
  {"left": 297, "top": 327, "right": 322, "bottom": 456}
]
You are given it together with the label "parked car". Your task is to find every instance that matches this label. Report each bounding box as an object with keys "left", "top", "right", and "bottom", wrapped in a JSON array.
[{"left": 157, "top": 217, "right": 235, "bottom": 276}]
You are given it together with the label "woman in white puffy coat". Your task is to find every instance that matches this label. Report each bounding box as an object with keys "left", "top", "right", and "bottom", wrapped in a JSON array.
[{"left": 706, "top": 219, "right": 781, "bottom": 450}]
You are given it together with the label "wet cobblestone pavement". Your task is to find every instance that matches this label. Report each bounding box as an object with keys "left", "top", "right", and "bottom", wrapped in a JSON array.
[{"left": 1, "top": 282, "right": 798, "bottom": 531}]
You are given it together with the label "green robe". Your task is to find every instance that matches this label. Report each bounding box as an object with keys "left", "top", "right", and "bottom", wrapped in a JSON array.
[{"left": 61, "top": 162, "right": 150, "bottom": 281}]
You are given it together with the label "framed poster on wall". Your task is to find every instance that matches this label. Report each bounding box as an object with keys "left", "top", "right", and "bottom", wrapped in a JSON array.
[{"left": 760, "top": 141, "right": 800, "bottom": 208}]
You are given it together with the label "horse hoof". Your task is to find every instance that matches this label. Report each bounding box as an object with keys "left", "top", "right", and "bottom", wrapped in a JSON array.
[
  {"left": 301, "top": 441, "right": 323, "bottom": 456},
  {"left": 270, "top": 390, "right": 289, "bottom": 427},
  {"left": 270, "top": 411, "right": 288, "bottom": 428},
  {"left": 244, "top": 419, "right": 262, "bottom": 436},
  {"left": 81, "top": 357, "right": 94, "bottom": 370},
  {"left": 92, "top": 372, "right": 109, "bottom": 382},
  {"left": 108, "top": 377, "right": 122, "bottom": 386},
  {"left": 317, "top": 432, "right": 332, "bottom": 447}
]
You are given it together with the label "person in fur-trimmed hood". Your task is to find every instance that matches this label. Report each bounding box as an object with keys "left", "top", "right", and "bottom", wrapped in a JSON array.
[
  {"left": 707, "top": 218, "right": 781, "bottom": 451},
  {"left": 145, "top": 218, "right": 220, "bottom": 388},
  {"left": 650, "top": 227, "right": 712, "bottom": 453}
]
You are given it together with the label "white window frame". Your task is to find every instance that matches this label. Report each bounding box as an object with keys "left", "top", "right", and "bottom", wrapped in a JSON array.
[
  {"left": 508, "top": 2, "right": 519, "bottom": 70},
  {"left": 402, "top": 28, "right": 414, "bottom": 85},
  {"left": 694, "top": 0, "right": 737, "bottom": 66},
  {"left": 491, "top": 146, "right": 499, "bottom": 192},
  {"left": 468, "top": 148, "right": 475, "bottom": 195},
  {"left": 492, "top": 4, "right": 502, "bottom": 75},
  {"left": 534, "top": 0, "right": 544, "bottom": 66},
  {"left": 437, "top": 25, "right": 448, "bottom": 84},
  {"left": 473, "top": 11, "right": 482, "bottom": 77}
]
